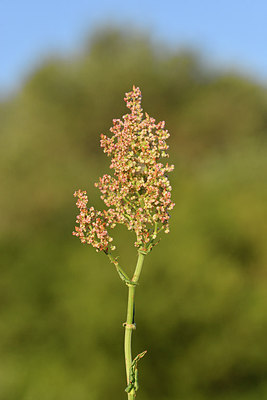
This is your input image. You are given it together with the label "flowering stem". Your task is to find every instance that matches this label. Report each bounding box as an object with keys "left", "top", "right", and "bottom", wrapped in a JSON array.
[
  {"left": 73, "top": 86, "right": 175, "bottom": 399},
  {"left": 124, "top": 251, "right": 146, "bottom": 399}
]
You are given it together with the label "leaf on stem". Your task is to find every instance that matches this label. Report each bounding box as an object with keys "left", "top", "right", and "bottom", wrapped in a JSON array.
[{"left": 125, "top": 350, "right": 147, "bottom": 393}]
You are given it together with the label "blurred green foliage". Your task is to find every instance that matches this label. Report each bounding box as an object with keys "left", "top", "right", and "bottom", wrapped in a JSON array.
[{"left": 1, "top": 27, "right": 267, "bottom": 400}]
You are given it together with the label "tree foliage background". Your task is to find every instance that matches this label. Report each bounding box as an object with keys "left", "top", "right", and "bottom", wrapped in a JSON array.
[{"left": 1, "top": 27, "right": 267, "bottom": 400}]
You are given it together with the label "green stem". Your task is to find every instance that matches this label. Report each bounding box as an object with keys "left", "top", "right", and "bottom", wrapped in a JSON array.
[
  {"left": 132, "top": 251, "right": 145, "bottom": 285},
  {"left": 124, "top": 251, "right": 146, "bottom": 399}
]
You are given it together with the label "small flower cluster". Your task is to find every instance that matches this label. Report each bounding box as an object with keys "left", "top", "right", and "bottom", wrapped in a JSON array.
[
  {"left": 73, "top": 86, "right": 174, "bottom": 253},
  {"left": 73, "top": 190, "right": 115, "bottom": 252}
]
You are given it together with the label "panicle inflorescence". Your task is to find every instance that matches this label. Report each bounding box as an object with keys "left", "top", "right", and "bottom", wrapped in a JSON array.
[{"left": 73, "top": 86, "right": 175, "bottom": 253}]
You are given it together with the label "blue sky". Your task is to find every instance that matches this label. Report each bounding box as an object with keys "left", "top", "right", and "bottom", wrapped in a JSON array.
[{"left": 1, "top": 0, "right": 267, "bottom": 96}]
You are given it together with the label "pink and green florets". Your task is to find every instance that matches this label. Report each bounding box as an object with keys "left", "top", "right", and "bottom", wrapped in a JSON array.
[{"left": 73, "top": 86, "right": 175, "bottom": 253}]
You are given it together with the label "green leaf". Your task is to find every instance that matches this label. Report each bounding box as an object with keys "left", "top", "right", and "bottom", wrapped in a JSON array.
[{"left": 125, "top": 350, "right": 147, "bottom": 393}]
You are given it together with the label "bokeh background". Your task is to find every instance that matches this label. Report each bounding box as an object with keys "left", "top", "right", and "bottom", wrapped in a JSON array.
[{"left": 1, "top": 2, "right": 267, "bottom": 399}]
